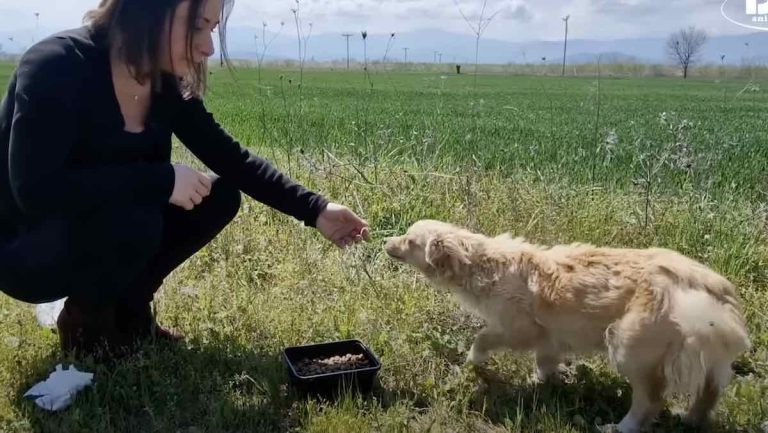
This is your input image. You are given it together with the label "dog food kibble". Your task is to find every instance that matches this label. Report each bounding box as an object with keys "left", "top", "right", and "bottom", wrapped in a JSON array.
[{"left": 295, "top": 354, "right": 371, "bottom": 376}]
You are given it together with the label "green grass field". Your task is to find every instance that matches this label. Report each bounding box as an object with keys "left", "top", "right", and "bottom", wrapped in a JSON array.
[{"left": 1, "top": 62, "right": 767, "bottom": 432}]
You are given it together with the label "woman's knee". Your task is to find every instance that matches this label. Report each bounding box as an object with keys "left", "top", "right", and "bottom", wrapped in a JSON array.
[
  {"left": 0, "top": 206, "right": 165, "bottom": 304},
  {"left": 208, "top": 175, "right": 242, "bottom": 224},
  {"left": 0, "top": 218, "right": 73, "bottom": 303}
]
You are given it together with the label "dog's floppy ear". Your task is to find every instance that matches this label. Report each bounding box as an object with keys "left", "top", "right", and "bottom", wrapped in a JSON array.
[{"left": 426, "top": 233, "right": 472, "bottom": 275}]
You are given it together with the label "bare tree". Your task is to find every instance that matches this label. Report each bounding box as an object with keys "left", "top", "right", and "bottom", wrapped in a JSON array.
[
  {"left": 290, "top": 0, "right": 313, "bottom": 89},
  {"left": 254, "top": 21, "right": 285, "bottom": 83},
  {"left": 666, "top": 26, "right": 707, "bottom": 79},
  {"left": 453, "top": 0, "right": 501, "bottom": 87}
]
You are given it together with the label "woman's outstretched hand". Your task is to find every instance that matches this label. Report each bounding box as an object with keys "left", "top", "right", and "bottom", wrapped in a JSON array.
[{"left": 316, "top": 203, "right": 370, "bottom": 248}]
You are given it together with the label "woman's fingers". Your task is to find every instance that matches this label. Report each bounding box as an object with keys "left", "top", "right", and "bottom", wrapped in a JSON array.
[
  {"left": 335, "top": 229, "right": 368, "bottom": 248},
  {"left": 198, "top": 175, "right": 212, "bottom": 196},
  {"left": 196, "top": 185, "right": 210, "bottom": 197},
  {"left": 191, "top": 192, "right": 203, "bottom": 206}
]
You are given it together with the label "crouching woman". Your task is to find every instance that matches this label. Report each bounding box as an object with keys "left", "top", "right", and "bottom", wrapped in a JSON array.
[{"left": 0, "top": 0, "right": 369, "bottom": 358}]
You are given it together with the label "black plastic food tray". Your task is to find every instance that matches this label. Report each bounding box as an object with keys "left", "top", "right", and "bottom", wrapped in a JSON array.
[{"left": 282, "top": 339, "right": 382, "bottom": 397}]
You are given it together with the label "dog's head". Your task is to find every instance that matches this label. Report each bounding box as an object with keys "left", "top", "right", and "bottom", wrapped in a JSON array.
[{"left": 385, "top": 220, "right": 478, "bottom": 280}]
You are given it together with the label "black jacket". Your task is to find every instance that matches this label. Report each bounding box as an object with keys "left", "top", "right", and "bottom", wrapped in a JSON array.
[{"left": 0, "top": 26, "right": 328, "bottom": 230}]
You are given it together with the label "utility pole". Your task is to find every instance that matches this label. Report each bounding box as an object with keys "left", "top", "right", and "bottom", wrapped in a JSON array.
[
  {"left": 403, "top": 47, "right": 409, "bottom": 64},
  {"left": 562, "top": 14, "right": 570, "bottom": 76},
  {"left": 438, "top": 52, "right": 442, "bottom": 64},
  {"left": 342, "top": 33, "right": 353, "bottom": 69}
]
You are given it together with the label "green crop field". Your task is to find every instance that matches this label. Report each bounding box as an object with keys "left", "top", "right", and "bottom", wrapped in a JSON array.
[{"left": 1, "top": 62, "right": 767, "bottom": 432}]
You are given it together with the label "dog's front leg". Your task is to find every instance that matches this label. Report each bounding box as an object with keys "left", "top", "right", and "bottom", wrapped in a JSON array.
[
  {"left": 466, "top": 328, "right": 509, "bottom": 365},
  {"left": 467, "top": 322, "right": 542, "bottom": 365},
  {"left": 534, "top": 339, "right": 564, "bottom": 383}
]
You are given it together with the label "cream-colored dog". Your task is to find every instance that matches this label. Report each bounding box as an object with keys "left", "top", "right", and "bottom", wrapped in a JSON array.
[{"left": 385, "top": 220, "right": 750, "bottom": 433}]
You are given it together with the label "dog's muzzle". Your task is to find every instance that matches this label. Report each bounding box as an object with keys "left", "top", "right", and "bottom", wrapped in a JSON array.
[{"left": 384, "top": 237, "right": 402, "bottom": 259}]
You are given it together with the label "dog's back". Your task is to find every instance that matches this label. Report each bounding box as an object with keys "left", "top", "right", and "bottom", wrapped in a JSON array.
[
  {"left": 523, "top": 243, "right": 741, "bottom": 317},
  {"left": 644, "top": 248, "right": 742, "bottom": 309}
]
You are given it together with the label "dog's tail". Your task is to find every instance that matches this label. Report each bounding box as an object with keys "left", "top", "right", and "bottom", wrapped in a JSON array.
[{"left": 662, "top": 286, "right": 751, "bottom": 398}]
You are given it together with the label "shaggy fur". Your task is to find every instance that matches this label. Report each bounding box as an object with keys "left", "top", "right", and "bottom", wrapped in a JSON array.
[{"left": 385, "top": 220, "right": 751, "bottom": 433}]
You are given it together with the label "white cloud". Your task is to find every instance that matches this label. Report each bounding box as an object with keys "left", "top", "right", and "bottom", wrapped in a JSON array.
[{"left": 0, "top": 0, "right": 756, "bottom": 44}]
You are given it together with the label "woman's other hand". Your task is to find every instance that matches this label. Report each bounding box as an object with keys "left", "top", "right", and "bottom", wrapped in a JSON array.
[
  {"left": 316, "top": 203, "right": 370, "bottom": 248},
  {"left": 170, "top": 164, "right": 212, "bottom": 210}
]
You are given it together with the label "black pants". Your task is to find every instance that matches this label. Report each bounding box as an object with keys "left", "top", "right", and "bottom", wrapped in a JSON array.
[{"left": 0, "top": 176, "right": 241, "bottom": 307}]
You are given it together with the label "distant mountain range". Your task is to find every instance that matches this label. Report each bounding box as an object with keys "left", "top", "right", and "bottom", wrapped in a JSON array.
[{"left": 2, "top": 26, "right": 767, "bottom": 66}]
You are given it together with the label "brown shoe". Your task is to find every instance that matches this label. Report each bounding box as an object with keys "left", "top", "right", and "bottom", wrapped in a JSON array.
[
  {"left": 116, "top": 301, "right": 185, "bottom": 344},
  {"left": 56, "top": 298, "right": 132, "bottom": 360}
]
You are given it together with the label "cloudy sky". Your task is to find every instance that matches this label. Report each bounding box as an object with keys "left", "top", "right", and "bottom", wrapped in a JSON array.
[{"left": 0, "top": 0, "right": 758, "bottom": 42}]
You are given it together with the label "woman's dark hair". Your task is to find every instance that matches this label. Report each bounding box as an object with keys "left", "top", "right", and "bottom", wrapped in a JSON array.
[{"left": 84, "top": 0, "right": 234, "bottom": 97}]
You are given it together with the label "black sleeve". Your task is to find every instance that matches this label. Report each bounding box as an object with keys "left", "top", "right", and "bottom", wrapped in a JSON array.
[
  {"left": 167, "top": 91, "right": 329, "bottom": 227},
  {"left": 8, "top": 37, "right": 175, "bottom": 218}
]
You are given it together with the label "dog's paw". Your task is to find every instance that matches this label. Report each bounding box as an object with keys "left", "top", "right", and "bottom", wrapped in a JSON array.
[
  {"left": 681, "top": 413, "right": 713, "bottom": 432},
  {"left": 594, "top": 414, "right": 644, "bottom": 433},
  {"left": 534, "top": 368, "right": 564, "bottom": 385},
  {"left": 596, "top": 424, "right": 622, "bottom": 433},
  {"left": 466, "top": 346, "right": 490, "bottom": 366},
  {"left": 526, "top": 368, "right": 564, "bottom": 387},
  {"left": 471, "top": 374, "right": 490, "bottom": 394},
  {"left": 533, "top": 362, "right": 573, "bottom": 384},
  {"left": 471, "top": 365, "right": 507, "bottom": 384},
  {"left": 526, "top": 371, "right": 544, "bottom": 386},
  {"left": 597, "top": 423, "right": 640, "bottom": 433}
]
